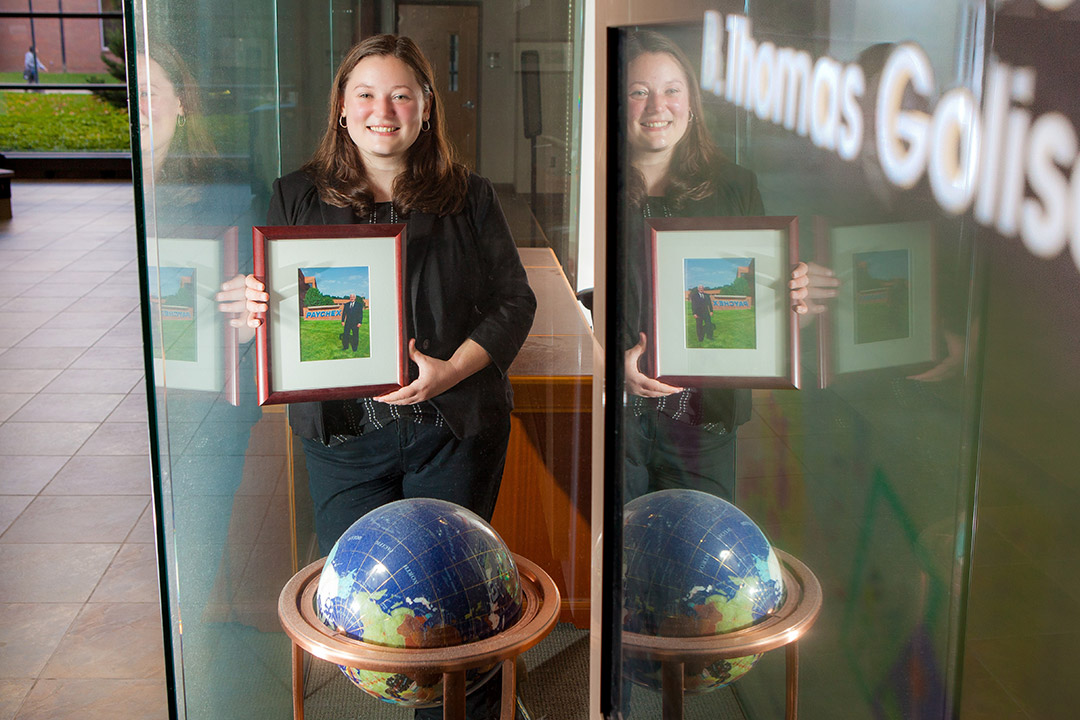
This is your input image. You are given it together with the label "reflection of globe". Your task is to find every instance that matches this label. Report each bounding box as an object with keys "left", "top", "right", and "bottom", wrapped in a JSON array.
[
  {"left": 623, "top": 489, "right": 785, "bottom": 693},
  {"left": 315, "top": 498, "right": 523, "bottom": 706}
]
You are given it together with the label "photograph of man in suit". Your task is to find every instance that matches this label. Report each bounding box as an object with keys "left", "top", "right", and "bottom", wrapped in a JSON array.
[
  {"left": 340, "top": 293, "right": 364, "bottom": 351},
  {"left": 690, "top": 284, "right": 714, "bottom": 342}
]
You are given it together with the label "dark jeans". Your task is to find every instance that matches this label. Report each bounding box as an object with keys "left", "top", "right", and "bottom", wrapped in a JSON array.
[
  {"left": 301, "top": 416, "right": 510, "bottom": 554},
  {"left": 623, "top": 411, "right": 737, "bottom": 503},
  {"left": 301, "top": 416, "right": 514, "bottom": 720}
]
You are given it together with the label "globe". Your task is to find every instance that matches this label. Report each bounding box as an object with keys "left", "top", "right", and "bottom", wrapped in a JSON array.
[
  {"left": 315, "top": 498, "right": 523, "bottom": 706},
  {"left": 622, "top": 489, "right": 785, "bottom": 693}
]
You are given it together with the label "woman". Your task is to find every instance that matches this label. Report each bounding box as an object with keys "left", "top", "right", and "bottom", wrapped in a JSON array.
[
  {"left": 220, "top": 35, "right": 535, "bottom": 556},
  {"left": 220, "top": 35, "right": 534, "bottom": 719},
  {"left": 620, "top": 30, "right": 837, "bottom": 502}
]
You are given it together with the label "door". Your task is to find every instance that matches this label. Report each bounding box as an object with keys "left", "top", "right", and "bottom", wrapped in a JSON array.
[{"left": 397, "top": 4, "right": 480, "bottom": 168}]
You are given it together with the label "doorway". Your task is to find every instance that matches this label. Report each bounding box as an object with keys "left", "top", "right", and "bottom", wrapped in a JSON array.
[{"left": 397, "top": 4, "right": 480, "bottom": 169}]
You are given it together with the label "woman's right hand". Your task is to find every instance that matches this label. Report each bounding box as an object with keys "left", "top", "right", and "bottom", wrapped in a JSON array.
[
  {"left": 216, "top": 274, "right": 268, "bottom": 342},
  {"left": 625, "top": 333, "right": 683, "bottom": 398}
]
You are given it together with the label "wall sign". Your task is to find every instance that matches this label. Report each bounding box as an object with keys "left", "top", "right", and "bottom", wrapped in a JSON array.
[{"left": 700, "top": 8, "right": 1080, "bottom": 277}]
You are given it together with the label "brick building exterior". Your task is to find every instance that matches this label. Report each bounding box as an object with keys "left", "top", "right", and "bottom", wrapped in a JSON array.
[{"left": 2, "top": 0, "right": 119, "bottom": 75}]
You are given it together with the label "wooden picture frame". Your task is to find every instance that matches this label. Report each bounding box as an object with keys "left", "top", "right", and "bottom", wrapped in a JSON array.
[
  {"left": 252, "top": 224, "right": 407, "bottom": 405},
  {"left": 818, "top": 220, "right": 937, "bottom": 385},
  {"left": 646, "top": 216, "right": 800, "bottom": 389}
]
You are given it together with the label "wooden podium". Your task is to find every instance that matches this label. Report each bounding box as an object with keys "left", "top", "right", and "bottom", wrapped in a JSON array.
[{"left": 495, "top": 248, "right": 594, "bottom": 628}]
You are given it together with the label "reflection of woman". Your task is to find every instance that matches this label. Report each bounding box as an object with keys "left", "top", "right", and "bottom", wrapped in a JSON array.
[
  {"left": 620, "top": 31, "right": 834, "bottom": 502},
  {"left": 221, "top": 32, "right": 535, "bottom": 576},
  {"left": 137, "top": 43, "right": 216, "bottom": 184}
]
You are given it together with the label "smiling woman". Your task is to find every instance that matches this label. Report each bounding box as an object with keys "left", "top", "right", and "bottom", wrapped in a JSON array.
[{"left": 214, "top": 34, "right": 536, "bottom": 720}]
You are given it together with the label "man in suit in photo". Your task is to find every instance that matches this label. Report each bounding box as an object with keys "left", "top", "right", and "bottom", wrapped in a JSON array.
[
  {"left": 341, "top": 293, "right": 364, "bottom": 351},
  {"left": 690, "top": 285, "right": 714, "bottom": 342}
]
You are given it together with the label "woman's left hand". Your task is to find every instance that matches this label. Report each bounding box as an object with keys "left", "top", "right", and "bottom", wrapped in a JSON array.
[
  {"left": 375, "top": 338, "right": 490, "bottom": 405},
  {"left": 789, "top": 261, "right": 840, "bottom": 317}
]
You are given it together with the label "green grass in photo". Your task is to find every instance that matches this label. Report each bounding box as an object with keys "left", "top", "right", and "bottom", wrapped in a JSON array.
[
  {"left": 684, "top": 301, "right": 756, "bottom": 350},
  {"left": 158, "top": 316, "right": 197, "bottom": 361},
  {"left": 855, "top": 297, "right": 910, "bottom": 344},
  {"left": 300, "top": 319, "right": 370, "bottom": 362}
]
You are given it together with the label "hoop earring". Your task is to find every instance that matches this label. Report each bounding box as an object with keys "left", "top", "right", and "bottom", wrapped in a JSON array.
[
  {"left": 689, "top": 111, "right": 695, "bottom": 123},
  {"left": 176, "top": 115, "right": 186, "bottom": 128},
  {"left": 422, "top": 119, "right": 431, "bottom": 132},
  {"left": 339, "top": 116, "right": 347, "bottom": 128}
]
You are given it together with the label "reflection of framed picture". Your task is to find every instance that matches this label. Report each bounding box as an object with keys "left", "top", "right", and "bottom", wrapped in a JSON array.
[
  {"left": 647, "top": 216, "right": 800, "bottom": 389},
  {"left": 148, "top": 227, "right": 238, "bottom": 397},
  {"left": 823, "top": 220, "right": 936, "bottom": 381},
  {"left": 253, "top": 224, "right": 407, "bottom": 405}
]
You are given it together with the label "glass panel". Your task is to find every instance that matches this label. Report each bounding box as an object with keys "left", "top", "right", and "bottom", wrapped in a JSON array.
[
  {"left": 607, "top": 3, "right": 983, "bottom": 718},
  {"left": 131, "top": 0, "right": 587, "bottom": 717}
]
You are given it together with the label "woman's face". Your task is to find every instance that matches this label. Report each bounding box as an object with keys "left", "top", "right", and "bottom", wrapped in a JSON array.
[
  {"left": 137, "top": 56, "right": 184, "bottom": 162},
  {"left": 626, "top": 52, "right": 691, "bottom": 159},
  {"left": 340, "top": 54, "right": 430, "bottom": 169}
]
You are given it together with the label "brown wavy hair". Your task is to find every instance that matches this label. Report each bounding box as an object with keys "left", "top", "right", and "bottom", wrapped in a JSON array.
[
  {"left": 303, "top": 34, "right": 468, "bottom": 217},
  {"left": 624, "top": 30, "right": 726, "bottom": 210}
]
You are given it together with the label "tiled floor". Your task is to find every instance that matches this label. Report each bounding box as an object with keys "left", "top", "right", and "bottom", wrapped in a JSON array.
[{"left": 0, "top": 181, "right": 168, "bottom": 720}]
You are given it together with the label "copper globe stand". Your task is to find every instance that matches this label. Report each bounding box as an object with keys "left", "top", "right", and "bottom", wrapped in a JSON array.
[
  {"left": 621, "top": 550, "right": 823, "bottom": 720},
  {"left": 278, "top": 554, "right": 561, "bottom": 720}
]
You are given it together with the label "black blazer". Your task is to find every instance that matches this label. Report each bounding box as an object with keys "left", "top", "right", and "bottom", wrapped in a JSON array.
[{"left": 270, "top": 169, "right": 536, "bottom": 440}]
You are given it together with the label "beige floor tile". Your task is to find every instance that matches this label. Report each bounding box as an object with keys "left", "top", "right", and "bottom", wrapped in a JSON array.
[
  {"left": 15, "top": 678, "right": 167, "bottom": 720},
  {"left": 0, "top": 496, "right": 33, "bottom": 537},
  {"left": 105, "top": 394, "right": 149, "bottom": 423},
  {"left": 0, "top": 394, "right": 32, "bottom": 423},
  {"left": 0, "top": 422, "right": 99, "bottom": 456},
  {"left": 77, "top": 423, "right": 150, "bottom": 456},
  {"left": 0, "top": 544, "right": 118, "bottom": 602},
  {"left": 41, "top": 368, "right": 143, "bottom": 395},
  {"left": 0, "top": 457, "right": 67, "bottom": 495},
  {"left": 43, "top": 455, "right": 151, "bottom": 496},
  {"left": 41, "top": 602, "right": 165, "bottom": 679},
  {"left": 0, "top": 347, "right": 85, "bottom": 370},
  {"left": 0, "top": 678, "right": 34, "bottom": 720},
  {"left": 0, "top": 496, "right": 147, "bottom": 545},
  {"left": 9, "top": 394, "right": 124, "bottom": 424},
  {"left": 15, "top": 327, "right": 111, "bottom": 349},
  {"left": 69, "top": 345, "right": 144, "bottom": 370},
  {"left": 0, "top": 370, "right": 63, "bottom": 395},
  {"left": 89, "top": 543, "right": 159, "bottom": 604},
  {"left": 127, "top": 504, "right": 157, "bottom": 544},
  {"left": 0, "top": 603, "right": 81, "bottom": 678}
]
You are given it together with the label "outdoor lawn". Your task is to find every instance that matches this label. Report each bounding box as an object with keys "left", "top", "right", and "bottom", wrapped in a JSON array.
[
  {"left": 300, "top": 319, "right": 371, "bottom": 362},
  {"left": 685, "top": 302, "right": 757, "bottom": 350},
  {"left": 0, "top": 90, "right": 130, "bottom": 151}
]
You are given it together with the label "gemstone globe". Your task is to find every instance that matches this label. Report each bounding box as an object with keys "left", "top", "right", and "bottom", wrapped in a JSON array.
[
  {"left": 315, "top": 498, "right": 522, "bottom": 705},
  {"left": 622, "top": 489, "right": 785, "bottom": 693}
]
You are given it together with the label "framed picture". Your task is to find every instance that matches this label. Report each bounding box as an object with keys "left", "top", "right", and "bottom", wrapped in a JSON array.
[
  {"left": 821, "top": 220, "right": 937, "bottom": 382},
  {"left": 647, "top": 216, "right": 800, "bottom": 389},
  {"left": 253, "top": 224, "right": 407, "bottom": 405},
  {"left": 147, "top": 226, "right": 239, "bottom": 400}
]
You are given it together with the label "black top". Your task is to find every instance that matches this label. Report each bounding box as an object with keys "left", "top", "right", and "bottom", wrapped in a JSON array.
[{"left": 269, "top": 170, "right": 537, "bottom": 441}]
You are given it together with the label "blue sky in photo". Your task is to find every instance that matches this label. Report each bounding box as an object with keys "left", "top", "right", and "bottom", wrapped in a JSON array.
[
  {"left": 155, "top": 266, "right": 194, "bottom": 298},
  {"left": 684, "top": 257, "right": 752, "bottom": 290},
  {"left": 301, "top": 266, "right": 370, "bottom": 298},
  {"left": 855, "top": 249, "right": 909, "bottom": 281}
]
